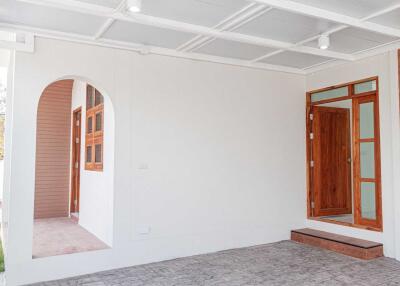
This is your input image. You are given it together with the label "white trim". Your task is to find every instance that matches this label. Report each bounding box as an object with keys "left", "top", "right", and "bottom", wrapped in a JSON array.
[
  {"left": 389, "top": 50, "right": 400, "bottom": 261},
  {"left": 305, "top": 40, "right": 400, "bottom": 74},
  {"left": 0, "top": 22, "right": 305, "bottom": 75},
  {"left": 0, "top": 32, "right": 34, "bottom": 52}
]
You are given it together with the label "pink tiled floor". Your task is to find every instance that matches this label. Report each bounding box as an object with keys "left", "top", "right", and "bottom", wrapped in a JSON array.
[{"left": 33, "top": 217, "right": 109, "bottom": 258}]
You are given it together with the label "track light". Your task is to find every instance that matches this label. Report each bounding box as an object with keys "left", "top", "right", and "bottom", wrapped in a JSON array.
[
  {"left": 318, "top": 34, "right": 330, "bottom": 50},
  {"left": 127, "top": 0, "right": 142, "bottom": 13}
]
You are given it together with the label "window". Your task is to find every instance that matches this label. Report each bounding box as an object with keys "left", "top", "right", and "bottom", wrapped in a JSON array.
[
  {"left": 306, "top": 77, "right": 382, "bottom": 231},
  {"left": 95, "top": 112, "right": 102, "bottom": 132},
  {"left": 85, "top": 84, "right": 104, "bottom": 171},
  {"left": 87, "top": 116, "right": 93, "bottom": 134},
  {"left": 86, "top": 145, "right": 92, "bottom": 163},
  {"left": 95, "top": 144, "right": 102, "bottom": 163}
]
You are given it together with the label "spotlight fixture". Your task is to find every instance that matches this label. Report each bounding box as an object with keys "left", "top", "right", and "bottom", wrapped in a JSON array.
[
  {"left": 318, "top": 34, "right": 330, "bottom": 50},
  {"left": 127, "top": 0, "right": 142, "bottom": 13}
]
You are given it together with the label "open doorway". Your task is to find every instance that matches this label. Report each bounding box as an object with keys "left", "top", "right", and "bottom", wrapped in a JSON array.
[
  {"left": 33, "top": 78, "right": 113, "bottom": 258},
  {"left": 307, "top": 77, "right": 382, "bottom": 231},
  {"left": 70, "top": 107, "right": 82, "bottom": 221}
]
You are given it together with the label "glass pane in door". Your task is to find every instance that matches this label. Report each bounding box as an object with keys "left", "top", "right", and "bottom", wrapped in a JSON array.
[
  {"left": 360, "top": 142, "right": 375, "bottom": 179},
  {"left": 360, "top": 102, "right": 374, "bottom": 139},
  {"left": 361, "top": 182, "right": 376, "bottom": 220}
]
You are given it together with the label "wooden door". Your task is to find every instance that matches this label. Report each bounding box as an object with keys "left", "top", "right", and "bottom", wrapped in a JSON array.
[
  {"left": 312, "top": 106, "right": 352, "bottom": 217},
  {"left": 70, "top": 108, "right": 82, "bottom": 214}
]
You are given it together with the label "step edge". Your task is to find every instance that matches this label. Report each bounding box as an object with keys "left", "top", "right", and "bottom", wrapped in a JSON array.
[{"left": 291, "top": 230, "right": 383, "bottom": 249}]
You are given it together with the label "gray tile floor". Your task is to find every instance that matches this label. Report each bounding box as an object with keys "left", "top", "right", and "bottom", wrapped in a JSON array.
[{"left": 34, "top": 241, "right": 400, "bottom": 286}]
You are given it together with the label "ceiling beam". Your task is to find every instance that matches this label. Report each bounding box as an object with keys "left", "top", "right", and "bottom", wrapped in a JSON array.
[
  {"left": 253, "top": 0, "right": 400, "bottom": 38},
  {"left": 188, "top": 6, "right": 274, "bottom": 52},
  {"left": 179, "top": 4, "right": 273, "bottom": 52},
  {"left": 176, "top": 3, "right": 261, "bottom": 52},
  {"left": 251, "top": 25, "right": 347, "bottom": 63},
  {"left": 249, "top": 3, "right": 400, "bottom": 64},
  {"left": 16, "top": 0, "right": 354, "bottom": 61},
  {"left": 0, "top": 22, "right": 305, "bottom": 74},
  {"left": 93, "top": 0, "right": 127, "bottom": 40}
]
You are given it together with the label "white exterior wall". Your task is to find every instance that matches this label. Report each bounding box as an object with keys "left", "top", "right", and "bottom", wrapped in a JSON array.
[
  {"left": 70, "top": 80, "right": 114, "bottom": 246},
  {"left": 305, "top": 51, "right": 400, "bottom": 260},
  {"left": 4, "top": 37, "right": 307, "bottom": 285}
]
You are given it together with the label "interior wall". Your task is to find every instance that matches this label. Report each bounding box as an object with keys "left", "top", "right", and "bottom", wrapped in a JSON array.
[
  {"left": 4, "top": 37, "right": 306, "bottom": 285},
  {"left": 306, "top": 51, "right": 400, "bottom": 259},
  {"left": 71, "top": 80, "right": 114, "bottom": 246},
  {"left": 34, "top": 80, "right": 73, "bottom": 219}
]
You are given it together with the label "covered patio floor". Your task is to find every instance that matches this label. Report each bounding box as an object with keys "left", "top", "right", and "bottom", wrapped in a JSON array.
[
  {"left": 33, "top": 240, "right": 400, "bottom": 285},
  {"left": 33, "top": 217, "right": 108, "bottom": 259}
]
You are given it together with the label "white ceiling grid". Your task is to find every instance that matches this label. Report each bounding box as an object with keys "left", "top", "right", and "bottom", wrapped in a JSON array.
[{"left": 0, "top": 0, "right": 399, "bottom": 74}]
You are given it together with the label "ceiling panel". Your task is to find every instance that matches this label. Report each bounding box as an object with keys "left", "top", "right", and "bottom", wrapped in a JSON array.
[
  {"left": 259, "top": 51, "right": 332, "bottom": 69},
  {"left": 289, "top": 0, "right": 400, "bottom": 18},
  {"left": 304, "top": 27, "right": 399, "bottom": 54},
  {"left": 102, "top": 20, "right": 196, "bottom": 49},
  {"left": 369, "top": 8, "right": 400, "bottom": 29},
  {"left": 235, "top": 9, "right": 339, "bottom": 44},
  {"left": 0, "top": 0, "right": 106, "bottom": 36},
  {"left": 141, "top": 0, "right": 247, "bottom": 27},
  {"left": 195, "top": 39, "right": 277, "bottom": 60},
  {"left": 74, "top": 0, "right": 121, "bottom": 9}
]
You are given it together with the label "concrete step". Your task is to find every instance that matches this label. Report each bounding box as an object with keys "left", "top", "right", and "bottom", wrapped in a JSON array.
[{"left": 291, "top": 228, "right": 383, "bottom": 260}]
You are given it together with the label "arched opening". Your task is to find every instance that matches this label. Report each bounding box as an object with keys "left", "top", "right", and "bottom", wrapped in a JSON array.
[{"left": 33, "top": 78, "right": 114, "bottom": 258}]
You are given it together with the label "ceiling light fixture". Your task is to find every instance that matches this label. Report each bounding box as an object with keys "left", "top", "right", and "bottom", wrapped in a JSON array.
[
  {"left": 127, "top": 0, "right": 142, "bottom": 13},
  {"left": 318, "top": 34, "right": 330, "bottom": 50}
]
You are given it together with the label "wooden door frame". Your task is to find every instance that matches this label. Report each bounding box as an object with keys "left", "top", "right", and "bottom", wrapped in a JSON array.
[
  {"left": 352, "top": 94, "right": 382, "bottom": 229},
  {"left": 306, "top": 76, "right": 382, "bottom": 232},
  {"left": 70, "top": 107, "right": 82, "bottom": 214}
]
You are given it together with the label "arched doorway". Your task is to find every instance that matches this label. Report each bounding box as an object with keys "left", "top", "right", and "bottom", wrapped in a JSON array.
[{"left": 33, "top": 78, "right": 114, "bottom": 258}]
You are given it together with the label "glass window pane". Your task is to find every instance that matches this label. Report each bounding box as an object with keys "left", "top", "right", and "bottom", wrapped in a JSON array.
[
  {"left": 86, "top": 85, "right": 94, "bottom": 109},
  {"left": 360, "top": 142, "right": 375, "bottom": 179},
  {"left": 361, "top": 182, "right": 376, "bottom": 220},
  {"left": 354, "top": 80, "right": 377, "bottom": 94},
  {"left": 95, "top": 144, "right": 102, "bottom": 163},
  {"left": 95, "top": 112, "right": 102, "bottom": 132},
  {"left": 86, "top": 145, "right": 92, "bottom": 163},
  {"left": 87, "top": 116, "right": 93, "bottom": 134},
  {"left": 95, "top": 90, "right": 103, "bottom": 106},
  {"left": 360, "top": 102, "right": 374, "bottom": 139},
  {"left": 311, "top": 86, "right": 348, "bottom": 102}
]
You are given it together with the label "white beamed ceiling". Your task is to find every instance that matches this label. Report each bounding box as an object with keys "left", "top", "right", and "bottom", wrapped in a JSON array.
[{"left": 0, "top": 0, "right": 400, "bottom": 74}]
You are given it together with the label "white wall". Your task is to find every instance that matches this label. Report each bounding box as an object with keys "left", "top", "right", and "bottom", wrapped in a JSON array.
[
  {"left": 71, "top": 80, "right": 114, "bottom": 246},
  {"left": 306, "top": 51, "right": 400, "bottom": 259},
  {"left": 4, "top": 37, "right": 306, "bottom": 285},
  {"left": 1, "top": 49, "right": 12, "bottom": 254}
]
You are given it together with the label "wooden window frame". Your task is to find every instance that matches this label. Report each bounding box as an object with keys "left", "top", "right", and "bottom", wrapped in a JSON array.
[
  {"left": 306, "top": 76, "right": 382, "bottom": 232},
  {"left": 85, "top": 84, "right": 104, "bottom": 171}
]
